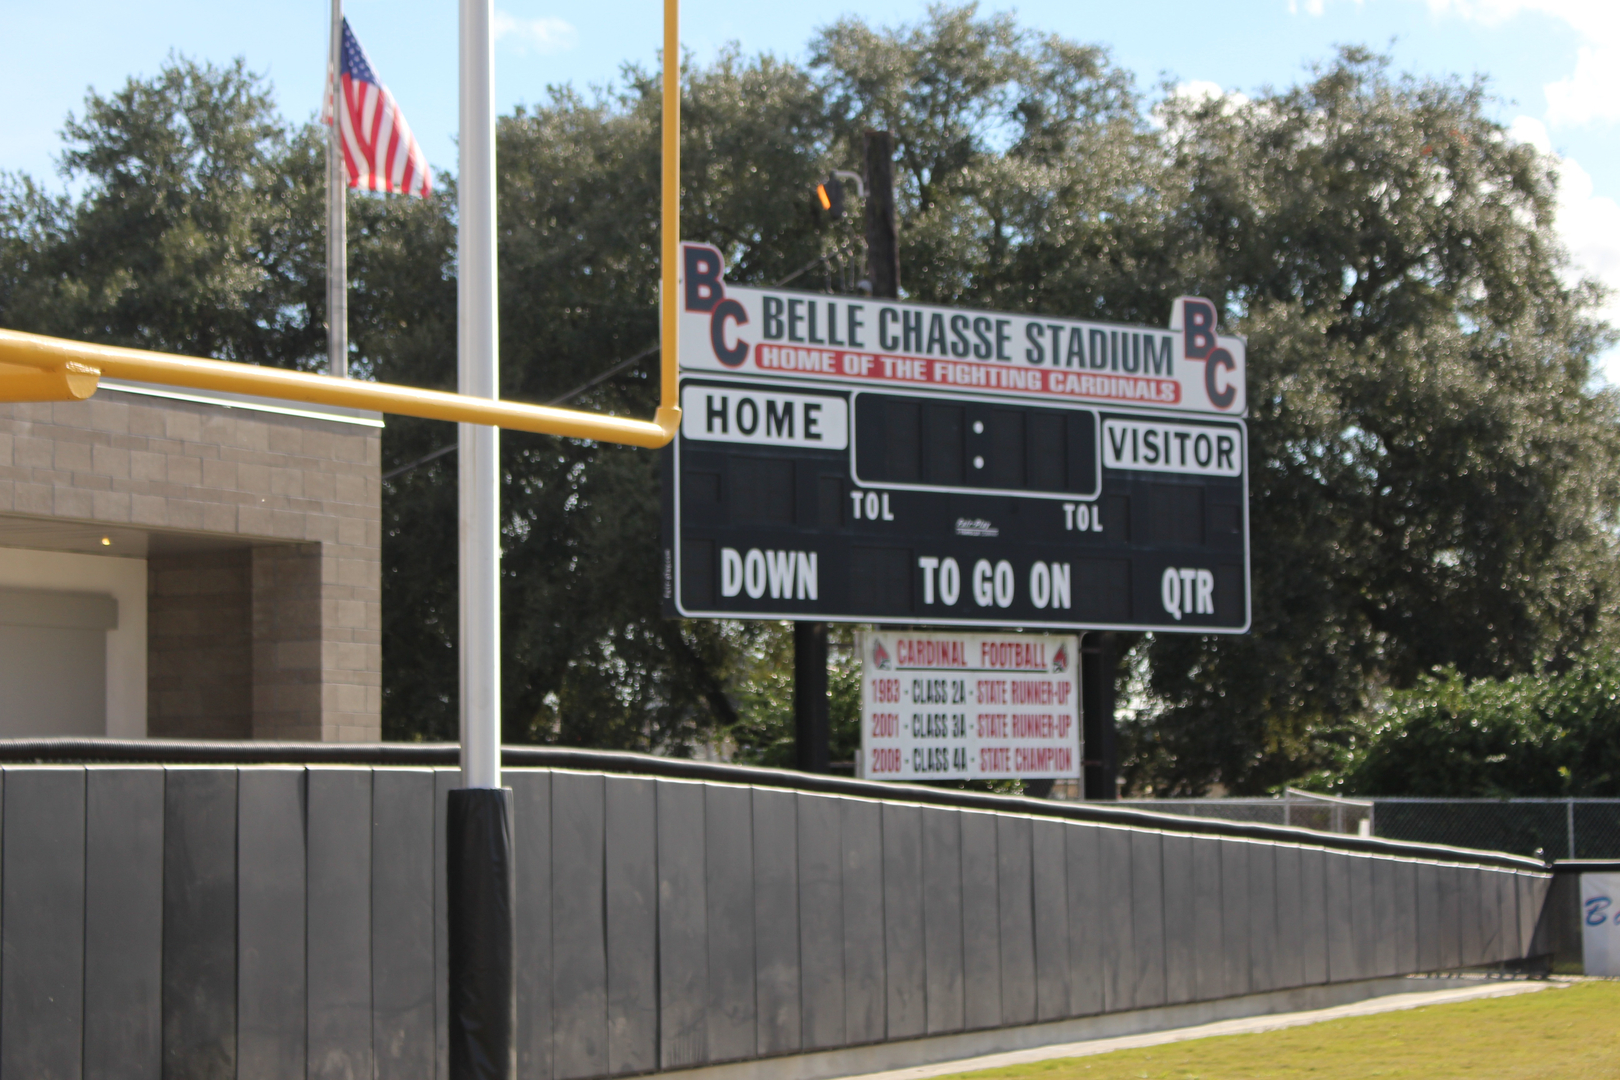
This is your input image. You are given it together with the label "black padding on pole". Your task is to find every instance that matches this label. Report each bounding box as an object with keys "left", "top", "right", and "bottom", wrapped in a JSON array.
[{"left": 448, "top": 787, "right": 516, "bottom": 1080}]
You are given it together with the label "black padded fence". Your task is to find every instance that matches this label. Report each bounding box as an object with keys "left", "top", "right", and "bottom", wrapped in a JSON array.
[{"left": 0, "top": 753, "right": 1550, "bottom": 1080}]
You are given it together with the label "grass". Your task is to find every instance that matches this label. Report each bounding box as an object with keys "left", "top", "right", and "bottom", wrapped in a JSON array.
[{"left": 937, "top": 982, "right": 1620, "bottom": 1080}]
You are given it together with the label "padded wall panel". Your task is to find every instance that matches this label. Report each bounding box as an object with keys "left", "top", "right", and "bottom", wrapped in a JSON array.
[
  {"left": 1322, "top": 851, "right": 1353, "bottom": 983},
  {"left": 1518, "top": 873, "right": 1548, "bottom": 962},
  {"left": 1438, "top": 866, "right": 1462, "bottom": 971},
  {"left": 1099, "top": 828, "right": 1136, "bottom": 1011},
  {"left": 1346, "top": 855, "right": 1373, "bottom": 982},
  {"left": 2, "top": 768, "right": 84, "bottom": 1080},
  {"left": 1487, "top": 869, "right": 1507, "bottom": 964},
  {"left": 307, "top": 768, "right": 373, "bottom": 1080},
  {"left": 705, "top": 783, "right": 756, "bottom": 1065},
  {"left": 1464, "top": 866, "right": 1489, "bottom": 968},
  {"left": 1299, "top": 847, "right": 1329, "bottom": 985},
  {"left": 1246, "top": 843, "right": 1277, "bottom": 993},
  {"left": 1191, "top": 835, "right": 1224, "bottom": 1001},
  {"left": 1495, "top": 871, "right": 1519, "bottom": 964},
  {"left": 1159, "top": 834, "right": 1195, "bottom": 1006},
  {"left": 1370, "top": 859, "right": 1398, "bottom": 978},
  {"left": 752, "top": 789, "right": 801, "bottom": 1056},
  {"left": 882, "top": 802, "right": 926, "bottom": 1040},
  {"left": 997, "top": 816, "right": 1038, "bottom": 1025},
  {"left": 433, "top": 769, "right": 455, "bottom": 1080},
  {"left": 234, "top": 769, "right": 307, "bottom": 1080},
  {"left": 370, "top": 769, "right": 437, "bottom": 1080},
  {"left": 162, "top": 768, "right": 238, "bottom": 1080},
  {"left": 797, "top": 794, "right": 846, "bottom": 1050},
  {"left": 1219, "top": 841, "right": 1251, "bottom": 999},
  {"left": 509, "top": 770, "right": 553, "bottom": 1080},
  {"left": 551, "top": 772, "right": 608, "bottom": 1080},
  {"left": 1064, "top": 824, "right": 1103, "bottom": 1018},
  {"left": 1272, "top": 845, "right": 1305, "bottom": 991},
  {"left": 922, "top": 808, "right": 965, "bottom": 1034},
  {"left": 84, "top": 768, "right": 164, "bottom": 1080},
  {"left": 1415, "top": 862, "right": 1442, "bottom": 973},
  {"left": 607, "top": 776, "right": 658, "bottom": 1075},
  {"left": 1128, "top": 830, "right": 1166, "bottom": 1010},
  {"left": 657, "top": 780, "right": 709, "bottom": 1069},
  {"left": 841, "top": 798, "right": 886, "bottom": 1046},
  {"left": 1032, "top": 819, "right": 1072, "bottom": 1020},
  {"left": 1455, "top": 866, "right": 1481, "bottom": 969},
  {"left": 960, "top": 811, "right": 1002, "bottom": 1029},
  {"left": 1466, "top": 867, "right": 1490, "bottom": 967},
  {"left": 1392, "top": 860, "right": 1418, "bottom": 977}
]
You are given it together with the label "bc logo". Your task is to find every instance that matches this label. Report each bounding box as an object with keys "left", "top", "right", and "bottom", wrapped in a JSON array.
[
  {"left": 1181, "top": 297, "right": 1237, "bottom": 410},
  {"left": 684, "top": 246, "right": 749, "bottom": 367}
]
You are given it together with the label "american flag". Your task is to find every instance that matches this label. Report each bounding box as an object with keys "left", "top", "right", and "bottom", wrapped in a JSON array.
[{"left": 322, "top": 19, "right": 431, "bottom": 197}]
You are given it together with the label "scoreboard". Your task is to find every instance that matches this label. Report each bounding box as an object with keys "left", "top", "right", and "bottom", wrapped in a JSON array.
[{"left": 661, "top": 243, "right": 1250, "bottom": 632}]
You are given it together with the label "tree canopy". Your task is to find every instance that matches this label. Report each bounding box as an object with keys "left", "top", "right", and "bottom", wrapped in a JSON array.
[
  {"left": 1323, "top": 661, "right": 1620, "bottom": 797},
  {"left": 4, "top": 8, "right": 1617, "bottom": 790}
]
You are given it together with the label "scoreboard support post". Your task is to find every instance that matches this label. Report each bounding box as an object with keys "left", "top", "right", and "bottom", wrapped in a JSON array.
[
  {"left": 863, "top": 130, "right": 899, "bottom": 298},
  {"left": 793, "top": 622, "right": 830, "bottom": 772},
  {"left": 1081, "top": 632, "right": 1119, "bottom": 800},
  {"left": 791, "top": 130, "right": 901, "bottom": 775}
]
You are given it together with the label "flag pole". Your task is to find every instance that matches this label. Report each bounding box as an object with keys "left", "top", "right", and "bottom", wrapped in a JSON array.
[{"left": 327, "top": 0, "right": 348, "bottom": 378}]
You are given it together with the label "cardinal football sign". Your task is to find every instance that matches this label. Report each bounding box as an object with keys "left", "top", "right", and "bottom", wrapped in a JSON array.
[{"left": 858, "top": 631, "right": 1081, "bottom": 781}]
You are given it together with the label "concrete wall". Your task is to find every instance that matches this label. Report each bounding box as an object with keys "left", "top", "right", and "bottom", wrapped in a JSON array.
[
  {"left": 0, "top": 382, "right": 381, "bottom": 740},
  {"left": 0, "top": 762, "right": 1549, "bottom": 1080}
]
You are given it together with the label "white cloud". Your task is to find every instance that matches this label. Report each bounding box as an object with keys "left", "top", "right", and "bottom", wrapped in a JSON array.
[
  {"left": 1169, "top": 80, "right": 1251, "bottom": 111},
  {"left": 1508, "top": 113, "right": 1553, "bottom": 154},
  {"left": 1543, "top": 41, "right": 1620, "bottom": 127},
  {"left": 1510, "top": 116, "right": 1620, "bottom": 380},
  {"left": 1152, "top": 82, "right": 1253, "bottom": 136},
  {"left": 1445, "top": 2, "right": 1620, "bottom": 126},
  {"left": 1359, "top": 1, "right": 1620, "bottom": 127},
  {"left": 492, "top": 10, "right": 578, "bottom": 54}
]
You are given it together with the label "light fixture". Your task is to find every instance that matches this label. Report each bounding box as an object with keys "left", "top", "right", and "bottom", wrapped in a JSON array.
[{"left": 100, "top": 537, "right": 111, "bottom": 546}]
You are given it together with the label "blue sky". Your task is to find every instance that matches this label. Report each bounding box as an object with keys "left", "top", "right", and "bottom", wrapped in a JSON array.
[{"left": 5, "top": 0, "right": 1620, "bottom": 375}]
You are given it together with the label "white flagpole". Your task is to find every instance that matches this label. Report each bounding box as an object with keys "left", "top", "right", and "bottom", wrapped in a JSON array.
[{"left": 327, "top": 0, "right": 348, "bottom": 379}]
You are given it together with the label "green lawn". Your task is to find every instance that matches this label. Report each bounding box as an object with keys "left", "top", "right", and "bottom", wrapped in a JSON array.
[{"left": 939, "top": 982, "right": 1620, "bottom": 1080}]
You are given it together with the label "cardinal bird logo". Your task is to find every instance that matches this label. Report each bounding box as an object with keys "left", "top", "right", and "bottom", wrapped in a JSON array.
[
  {"left": 872, "top": 637, "right": 892, "bottom": 670},
  {"left": 1052, "top": 644, "right": 1068, "bottom": 673}
]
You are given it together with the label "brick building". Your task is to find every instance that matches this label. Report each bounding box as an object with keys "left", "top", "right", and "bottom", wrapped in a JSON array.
[{"left": 0, "top": 377, "right": 383, "bottom": 741}]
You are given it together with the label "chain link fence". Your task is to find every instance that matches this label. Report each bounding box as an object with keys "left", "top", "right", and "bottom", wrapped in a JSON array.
[
  {"left": 1371, "top": 798, "right": 1620, "bottom": 860},
  {"left": 1118, "top": 792, "right": 1620, "bottom": 860},
  {"left": 1120, "top": 788, "right": 1374, "bottom": 836}
]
